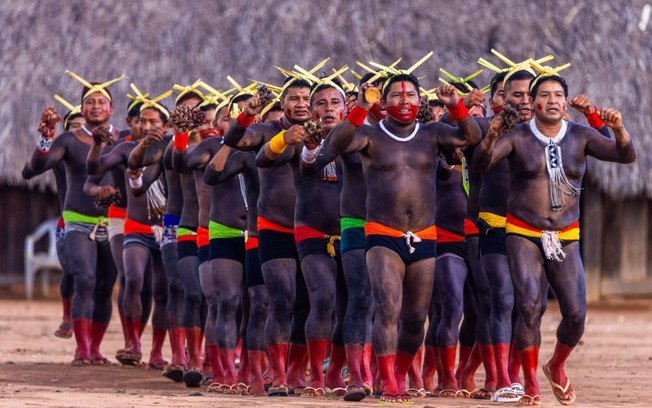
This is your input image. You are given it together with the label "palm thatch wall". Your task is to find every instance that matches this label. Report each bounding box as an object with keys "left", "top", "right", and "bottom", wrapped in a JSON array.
[{"left": 2, "top": 0, "right": 650, "bottom": 198}]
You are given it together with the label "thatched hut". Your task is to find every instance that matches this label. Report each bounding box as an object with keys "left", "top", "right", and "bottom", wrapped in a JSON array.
[{"left": 1, "top": 0, "right": 650, "bottom": 300}]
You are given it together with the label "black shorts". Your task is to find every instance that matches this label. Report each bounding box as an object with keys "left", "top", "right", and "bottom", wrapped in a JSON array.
[
  {"left": 198, "top": 244, "right": 210, "bottom": 265},
  {"left": 124, "top": 233, "right": 160, "bottom": 252},
  {"left": 366, "top": 235, "right": 437, "bottom": 264},
  {"left": 479, "top": 227, "right": 507, "bottom": 256},
  {"left": 258, "top": 229, "right": 299, "bottom": 264},
  {"left": 296, "top": 237, "right": 341, "bottom": 260},
  {"left": 177, "top": 241, "right": 198, "bottom": 260},
  {"left": 341, "top": 227, "right": 365, "bottom": 253},
  {"left": 437, "top": 241, "right": 468, "bottom": 260},
  {"left": 245, "top": 247, "right": 264, "bottom": 287},
  {"left": 209, "top": 237, "right": 245, "bottom": 264}
]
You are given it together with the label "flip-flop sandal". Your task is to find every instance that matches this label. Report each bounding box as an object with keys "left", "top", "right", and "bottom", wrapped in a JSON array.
[
  {"left": 343, "top": 385, "right": 367, "bottom": 401},
  {"left": 437, "top": 388, "right": 458, "bottom": 398},
  {"left": 331, "top": 387, "right": 347, "bottom": 397},
  {"left": 183, "top": 368, "right": 203, "bottom": 388},
  {"left": 206, "top": 382, "right": 224, "bottom": 393},
  {"left": 399, "top": 393, "right": 415, "bottom": 404},
  {"left": 236, "top": 382, "right": 250, "bottom": 395},
  {"left": 163, "top": 365, "right": 185, "bottom": 382},
  {"left": 71, "top": 357, "right": 91, "bottom": 366},
  {"left": 90, "top": 357, "right": 111, "bottom": 366},
  {"left": 301, "top": 386, "right": 327, "bottom": 397},
  {"left": 289, "top": 385, "right": 305, "bottom": 395},
  {"left": 542, "top": 363, "right": 576, "bottom": 405},
  {"left": 470, "top": 388, "right": 494, "bottom": 399},
  {"left": 267, "top": 384, "right": 289, "bottom": 397},
  {"left": 518, "top": 394, "right": 542, "bottom": 406},
  {"left": 492, "top": 386, "right": 521, "bottom": 403},
  {"left": 148, "top": 360, "right": 169, "bottom": 370},
  {"left": 378, "top": 393, "right": 409, "bottom": 404},
  {"left": 54, "top": 323, "right": 73, "bottom": 338},
  {"left": 119, "top": 350, "right": 143, "bottom": 366},
  {"left": 406, "top": 387, "right": 427, "bottom": 397},
  {"left": 457, "top": 389, "right": 472, "bottom": 398}
]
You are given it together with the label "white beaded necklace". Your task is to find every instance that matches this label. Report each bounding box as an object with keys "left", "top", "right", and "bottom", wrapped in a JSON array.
[
  {"left": 379, "top": 120, "right": 420, "bottom": 142},
  {"left": 529, "top": 118, "right": 580, "bottom": 211}
]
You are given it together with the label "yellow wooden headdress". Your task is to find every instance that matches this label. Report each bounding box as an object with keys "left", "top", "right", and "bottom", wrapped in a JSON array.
[
  {"left": 197, "top": 81, "right": 235, "bottom": 110},
  {"left": 364, "top": 52, "right": 433, "bottom": 94},
  {"left": 528, "top": 60, "right": 572, "bottom": 92},
  {"left": 478, "top": 50, "right": 555, "bottom": 84},
  {"left": 66, "top": 69, "right": 125, "bottom": 102},
  {"left": 274, "top": 58, "right": 330, "bottom": 94},
  {"left": 53, "top": 94, "right": 81, "bottom": 129},
  {"left": 355, "top": 57, "right": 402, "bottom": 84},
  {"left": 293, "top": 64, "right": 349, "bottom": 100},
  {"left": 223, "top": 76, "right": 259, "bottom": 117},
  {"left": 438, "top": 68, "right": 484, "bottom": 93},
  {"left": 172, "top": 79, "right": 206, "bottom": 103},
  {"left": 332, "top": 68, "right": 359, "bottom": 94},
  {"left": 135, "top": 85, "right": 173, "bottom": 119},
  {"left": 126, "top": 83, "right": 151, "bottom": 112}
]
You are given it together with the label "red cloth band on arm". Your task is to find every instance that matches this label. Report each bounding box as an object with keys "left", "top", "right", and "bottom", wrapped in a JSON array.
[
  {"left": 174, "top": 131, "right": 189, "bottom": 150},
  {"left": 584, "top": 107, "right": 604, "bottom": 129},
  {"left": 447, "top": 98, "right": 469, "bottom": 122},
  {"left": 237, "top": 112, "right": 256, "bottom": 128},
  {"left": 347, "top": 105, "right": 368, "bottom": 127}
]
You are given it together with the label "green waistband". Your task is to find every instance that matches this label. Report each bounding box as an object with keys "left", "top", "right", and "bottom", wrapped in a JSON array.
[
  {"left": 176, "top": 227, "right": 196, "bottom": 238},
  {"left": 209, "top": 220, "right": 245, "bottom": 239},
  {"left": 341, "top": 217, "right": 365, "bottom": 232},
  {"left": 62, "top": 210, "right": 106, "bottom": 225}
]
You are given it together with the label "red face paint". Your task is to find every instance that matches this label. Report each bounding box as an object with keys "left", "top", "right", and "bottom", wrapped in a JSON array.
[
  {"left": 386, "top": 104, "right": 419, "bottom": 123},
  {"left": 537, "top": 103, "right": 543, "bottom": 111},
  {"left": 339, "top": 111, "right": 344, "bottom": 120},
  {"left": 370, "top": 103, "right": 386, "bottom": 120},
  {"left": 314, "top": 113, "right": 320, "bottom": 120},
  {"left": 492, "top": 105, "right": 504, "bottom": 115},
  {"left": 286, "top": 108, "right": 293, "bottom": 117}
]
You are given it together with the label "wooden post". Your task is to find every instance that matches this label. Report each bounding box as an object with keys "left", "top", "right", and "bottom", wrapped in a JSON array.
[
  {"left": 582, "top": 181, "right": 603, "bottom": 303},
  {"left": 619, "top": 199, "right": 649, "bottom": 283}
]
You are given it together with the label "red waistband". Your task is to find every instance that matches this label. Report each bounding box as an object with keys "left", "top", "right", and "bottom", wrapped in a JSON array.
[
  {"left": 108, "top": 205, "right": 127, "bottom": 219},
  {"left": 464, "top": 218, "right": 479, "bottom": 236},
  {"left": 197, "top": 226, "right": 209, "bottom": 248},
  {"left": 436, "top": 226, "right": 465, "bottom": 243},
  {"left": 124, "top": 218, "right": 155, "bottom": 236},
  {"left": 294, "top": 225, "right": 327, "bottom": 244},
  {"left": 364, "top": 222, "right": 438, "bottom": 240},
  {"left": 505, "top": 213, "right": 580, "bottom": 233},
  {"left": 245, "top": 237, "right": 259, "bottom": 250},
  {"left": 257, "top": 216, "right": 294, "bottom": 234}
]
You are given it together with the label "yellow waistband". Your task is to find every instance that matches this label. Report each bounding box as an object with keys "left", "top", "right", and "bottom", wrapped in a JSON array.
[
  {"left": 479, "top": 212, "right": 506, "bottom": 228},
  {"left": 506, "top": 223, "right": 580, "bottom": 240}
]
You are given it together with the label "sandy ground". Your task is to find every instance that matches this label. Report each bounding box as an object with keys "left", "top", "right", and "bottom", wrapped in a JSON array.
[{"left": 0, "top": 299, "right": 651, "bottom": 407}]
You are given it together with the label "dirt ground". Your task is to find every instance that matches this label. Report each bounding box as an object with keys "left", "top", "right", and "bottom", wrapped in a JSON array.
[{"left": 0, "top": 299, "right": 651, "bottom": 407}]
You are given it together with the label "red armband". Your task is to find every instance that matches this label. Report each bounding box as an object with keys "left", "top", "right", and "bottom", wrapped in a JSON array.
[
  {"left": 447, "top": 98, "right": 469, "bottom": 122},
  {"left": 237, "top": 112, "right": 256, "bottom": 128},
  {"left": 174, "top": 131, "right": 189, "bottom": 150},
  {"left": 584, "top": 106, "right": 604, "bottom": 129},
  {"left": 347, "top": 105, "right": 368, "bottom": 127}
]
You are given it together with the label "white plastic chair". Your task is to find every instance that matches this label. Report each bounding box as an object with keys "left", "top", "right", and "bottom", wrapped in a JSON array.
[{"left": 24, "top": 218, "right": 62, "bottom": 299}]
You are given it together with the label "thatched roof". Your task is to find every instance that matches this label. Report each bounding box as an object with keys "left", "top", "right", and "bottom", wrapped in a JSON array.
[{"left": 2, "top": 0, "right": 650, "bottom": 198}]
